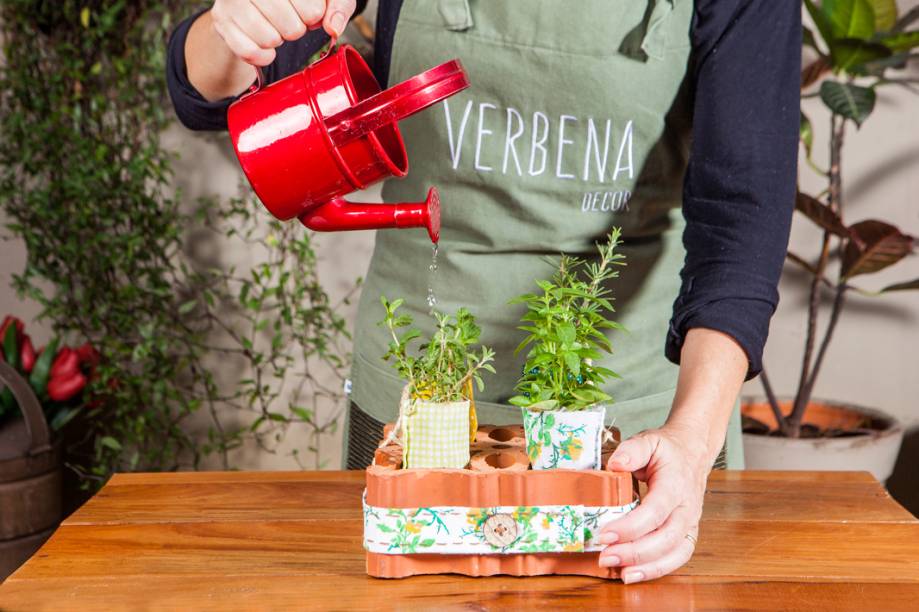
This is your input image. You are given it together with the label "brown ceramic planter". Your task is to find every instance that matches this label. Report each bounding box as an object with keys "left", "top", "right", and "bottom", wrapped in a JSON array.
[
  {"left": 742, "top": 398, "right": 904, "bottom": 482},
  {"left": 365, "top": 423, "right": 635, "bottom": 579}
]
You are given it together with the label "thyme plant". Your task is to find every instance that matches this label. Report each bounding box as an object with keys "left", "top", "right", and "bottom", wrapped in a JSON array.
[
  {"left": 509, "top": 229, "right": 626, "bottom": 412},
  {"left": 379, "top": 297, "right": 495, "bottom": 403}
]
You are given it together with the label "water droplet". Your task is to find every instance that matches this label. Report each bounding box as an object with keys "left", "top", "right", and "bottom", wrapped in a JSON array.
[{"left": 426, "top": 243, "right": 439, "bottom": 310}]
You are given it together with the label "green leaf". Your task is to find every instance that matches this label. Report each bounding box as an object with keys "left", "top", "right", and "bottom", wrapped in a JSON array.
[
  {"left": 557, "top": 323, "right": 576, "bottom": 345},
  {"left": 825, "top": 0, "right": 876, "bottom": 41},
  {"left": 420, "top": 538, "right": 436, "bottom": 547},
  {"left": 800, "top": 113, "right": 814, "bottom": 159},
  {"left": 866, "top": 0, "right": 898, "bottom": 31},
  {"left": 563, "top": 352, "right": 580, "bottom": 377},
  {"left": 377, "top": 524, "right": 394, "bottom": 533},
  {"left": 832, "top": 38, "right": 892, "bottom": 71},
  {"left": 178, "top": 299, "right": 197, "bottom": 314},
  {"left": 806, "top": 0, "right": 838, "bottom": 52},
  {"left": 877, "top": 30, "right": 919, "bottom": 51},
  {"left": 29, "top": 337, "right": 60, "bottom": 397},
  {"left": 80, "top": 7, "right": 91, "bottom": 28},
  {"left": 819, "top": 80, "right": 876, "bottom": 126},
  {"left": 100, "top": 436, "right": 122, "bottom": 451},
  {"left": 2, "top": 325, "right": 19, "bottom": 370}
]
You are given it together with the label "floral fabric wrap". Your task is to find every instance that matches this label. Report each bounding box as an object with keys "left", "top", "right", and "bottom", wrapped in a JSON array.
[
  {"left": 363, "top": 491, "right": 638, "bottom": 555},
  {"left": 403, "top": 398, "right": 471, "bottom": 469},
  {"left": 522, "top": 405, "right": 606, "bottom": 470}
]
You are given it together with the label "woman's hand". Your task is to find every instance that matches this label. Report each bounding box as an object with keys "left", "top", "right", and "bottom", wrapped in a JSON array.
[
  {"left": 211, "top": 0, "right": 357, "bottom": 66},
  {"left": 596, "top": 327, "right": 750, "bottom": 584},
  {"left": 597, "top": 425, "right": 709, "bottom": 583}
]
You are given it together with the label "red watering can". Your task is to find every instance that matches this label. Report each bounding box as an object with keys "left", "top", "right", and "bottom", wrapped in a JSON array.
[{"left": 227, "top": 44, "right": 469, "bottom": 243}]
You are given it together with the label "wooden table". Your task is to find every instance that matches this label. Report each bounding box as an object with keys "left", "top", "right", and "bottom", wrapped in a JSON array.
[{"left": 1, "top": 470, "right": 918, "bottom": 610}]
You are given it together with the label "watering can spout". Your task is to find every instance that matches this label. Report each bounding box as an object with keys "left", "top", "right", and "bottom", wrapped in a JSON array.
[{"left": 298, "top": 187, "right": 441, "bottom": 243}]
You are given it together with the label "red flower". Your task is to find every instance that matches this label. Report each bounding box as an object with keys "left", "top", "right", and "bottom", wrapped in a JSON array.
[
  {"left": 47, "top": 371, "right": 88, "bottom": 402},
  {"left": 20, "top": 335, "right": 36, "bottom": 374},
  {"left": 50, "top": 348, "right": 79, "bottom": 379}
]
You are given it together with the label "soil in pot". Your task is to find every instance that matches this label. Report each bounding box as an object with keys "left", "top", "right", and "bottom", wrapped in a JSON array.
[{"left": 741, "top": 399, "right": 904, "bottom": 482}]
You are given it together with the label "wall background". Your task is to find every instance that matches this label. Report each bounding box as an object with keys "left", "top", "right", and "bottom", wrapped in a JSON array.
[{"left": 1, "top": 2, "right": 917, "bottom": 510}]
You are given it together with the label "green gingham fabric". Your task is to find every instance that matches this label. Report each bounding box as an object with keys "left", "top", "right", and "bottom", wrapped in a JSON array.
[{"left": 403, "top": 399, "right": 470, "bottom": 469}]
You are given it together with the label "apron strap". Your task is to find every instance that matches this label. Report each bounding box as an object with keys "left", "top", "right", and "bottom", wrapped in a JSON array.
[
  {"left": 641, "top": 0, "right": 675, "bottom": 60},
  {"left": 619, "top": 0, "right": 675, "bottom": 62},
  {"left": 438, "top": 0, "right": 474, "bottom": 32}
]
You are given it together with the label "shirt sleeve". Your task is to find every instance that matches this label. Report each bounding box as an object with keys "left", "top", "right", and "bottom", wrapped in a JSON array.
[
  {"left": 165, "top": 9, "right": 332, "bottom": 131},
  {"left": 665, "top": 0, "right": 801, "bottom": 379}
]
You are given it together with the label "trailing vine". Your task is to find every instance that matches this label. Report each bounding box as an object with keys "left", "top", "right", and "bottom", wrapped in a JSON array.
[{"left": 0, "top": 1, "right": 353, "bottom": 485}]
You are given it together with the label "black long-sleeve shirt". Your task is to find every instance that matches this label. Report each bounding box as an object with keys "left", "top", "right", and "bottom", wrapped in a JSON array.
[{"left": 166, "top": 0, "right": 800, "bottom": 379}]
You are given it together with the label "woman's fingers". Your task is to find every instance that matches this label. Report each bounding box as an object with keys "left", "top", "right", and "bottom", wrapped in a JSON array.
[
  {"left": 323, "top": 0, "right": 357, "bottom": 36},
  {"left": 619, "top": 527, "right": 698, "bottom": 584},
  {"left": 607, "top": 432, "right": 656, "bottom": 472},
  {"left": 598, "top": 505, "right": 697, "bottom": 568},
  {"left": 289, "top": 0, "right": 327, "bottom": 28},
  {"left": 599, "top": 483, "right": 679, "bottom": 545},
  {"left": 232, "top": 2, "right": 284, "bottom": 48},
  {"left": 212, "top": 17, "right": 277, "bottom": 66},
  {"left": 252, "top": 0, "right": 307, "bottom": 41}
]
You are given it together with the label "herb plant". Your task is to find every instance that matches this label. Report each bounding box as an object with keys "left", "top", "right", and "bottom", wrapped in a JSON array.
[
  {"left": 509, "top": 229, "right": 626, "bottom": 412},
  {"left": 379, "top": 297, "right": 495, "bottom": 403}
]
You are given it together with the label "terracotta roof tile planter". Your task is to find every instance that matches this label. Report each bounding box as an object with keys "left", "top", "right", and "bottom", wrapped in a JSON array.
[{"left": 364, "top": 423, "right": 636, "bottom": 579}]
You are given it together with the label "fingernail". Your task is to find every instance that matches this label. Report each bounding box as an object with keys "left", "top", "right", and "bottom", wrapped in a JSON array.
[
  {"left": 622, "top": 570, "right": 644, "bottom": 584},
  {"left": 597, "top": 532, "right": 619, "bottom": 545},
  {"left": 615, "top": 454, "right": 630, "bottom": 466},
  {"left": 330, "top": 12, "right": 346, "bottom": 35},
  {"left": 598, "top": 555, "right": 621, "bottom": 568}
]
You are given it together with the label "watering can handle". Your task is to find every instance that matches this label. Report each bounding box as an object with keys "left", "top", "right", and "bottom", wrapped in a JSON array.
[
  {"left": 0, "top": 360, "right": 51, "bottom": 456},
  {"left": 325, "top": 59, "right": 470, "bottom": 147}
]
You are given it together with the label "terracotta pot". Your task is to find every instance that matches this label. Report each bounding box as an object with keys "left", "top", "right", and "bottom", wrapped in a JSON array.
[
  {"left": 366, "top": 423, "right": 635, "bottom": 579},
  {"left": 522, "top": 405, "right": 605, "bottom": 470},
  {"left": 741, "top": 398, "right": 904, "bottom": 482}
]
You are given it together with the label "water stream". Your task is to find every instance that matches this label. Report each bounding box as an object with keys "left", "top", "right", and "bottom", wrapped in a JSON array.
[{"left": 426, "top": 242, "right": 439, "bottom": 310}]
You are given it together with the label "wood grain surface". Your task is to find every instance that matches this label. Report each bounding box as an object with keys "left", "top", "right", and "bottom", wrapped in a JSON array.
[{"left": 1, "top": 470, "right": 917, "bottom": 611}]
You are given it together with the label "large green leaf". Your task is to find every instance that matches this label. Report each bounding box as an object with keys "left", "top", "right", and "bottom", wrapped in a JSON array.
[
  {"left": 866, "top": 0, "right": 898, "bottom": 31},
  {"left": 819, "top": 80, "right": 876, "bottom": 125},
  {"left": 842, "top": 220, "right": 915, "bottom": 278},
  {"left": 833, "top": 38, "right": 893, "bottom": 71},
  {"left": 877, "top": 30, "right": 919, "bottom": 51},
  {"left": 825, "top": 0, "right": 877, "bottom": 40},
  {"left": 795, "top": 192, "right": 850, "bottom": 237},
  {"left": 806, "top": 0, "right": 838, "bottom": 51}
]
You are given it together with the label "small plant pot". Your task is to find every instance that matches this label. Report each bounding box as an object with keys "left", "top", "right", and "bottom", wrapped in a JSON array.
[
  {"left": 522, "top": 404, "right": 606, "bottom": 470},
  {"left": 403, "top": 399, "right": 471, "bottom": 469}
]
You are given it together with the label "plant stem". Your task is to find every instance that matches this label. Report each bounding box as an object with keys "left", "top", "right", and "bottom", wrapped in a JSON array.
[
  {"left": 789, "top": 113, "right": 846, "bottom": 436},
  {"left": 759, "top": 368, "right": 786, "bottom": 434}
]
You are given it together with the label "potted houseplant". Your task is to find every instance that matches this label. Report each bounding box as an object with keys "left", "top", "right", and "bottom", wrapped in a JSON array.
[
  {"left": 509, "top": 229, "right": 626, "bottom": 470},
  {"left": 378, "top": 298, "right": 495, "bottom": 469},
  {"left": 742, "top": 1, "right": 919, "bottom": 481}
]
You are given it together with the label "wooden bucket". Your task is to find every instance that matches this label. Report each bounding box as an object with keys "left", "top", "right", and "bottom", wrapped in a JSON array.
[{"left": 0, "top": 361, "right": 62, "bottom": 581}]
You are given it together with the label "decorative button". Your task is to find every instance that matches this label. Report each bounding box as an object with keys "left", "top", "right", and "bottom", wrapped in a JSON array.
[{"left": 482, "top": 513, "right": 517, "bottom": 548}]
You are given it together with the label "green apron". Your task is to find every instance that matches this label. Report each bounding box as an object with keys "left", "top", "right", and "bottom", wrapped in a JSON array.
[{"left": 348, "top": 0, "right": 743, "bottom": 467}]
